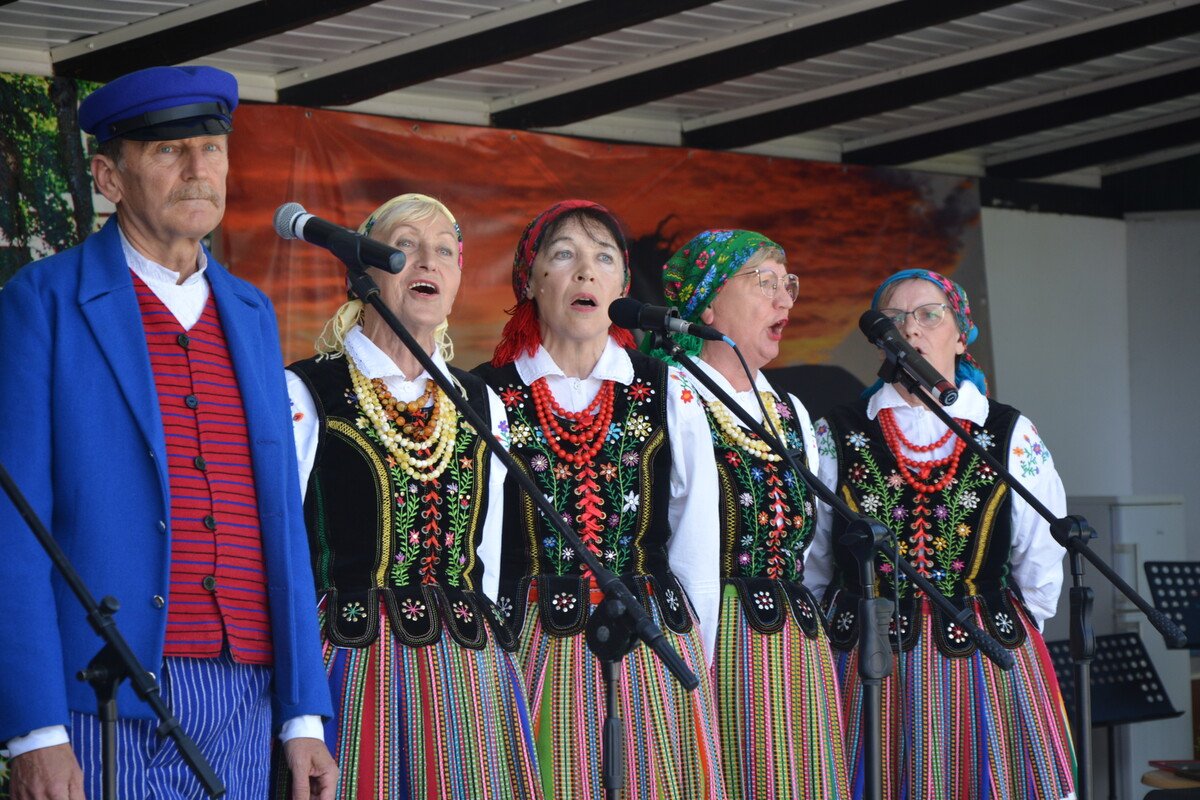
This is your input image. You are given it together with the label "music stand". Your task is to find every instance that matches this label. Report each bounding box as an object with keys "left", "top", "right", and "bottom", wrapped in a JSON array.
[
  {"left": 1047, "top": 632, "right": 1184, "bottom": 800},
  {"left": 1144, "top": 562, "right": 1200, "bottom": 649}
]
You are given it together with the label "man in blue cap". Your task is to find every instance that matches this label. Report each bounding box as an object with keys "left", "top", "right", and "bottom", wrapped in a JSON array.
[{"left": 0, "top": 66, "right": 337, "bottom": 799}]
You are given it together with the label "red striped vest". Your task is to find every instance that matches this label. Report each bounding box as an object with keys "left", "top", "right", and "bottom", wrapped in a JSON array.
[{"left": 134, "top": 275, "right": 273, "bottom": 664}]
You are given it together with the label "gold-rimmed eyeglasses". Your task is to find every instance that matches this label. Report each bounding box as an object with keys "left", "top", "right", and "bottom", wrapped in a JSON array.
[
  {"left": 878, "top": 302, "right": 950, "bottom": 329},
  {"left": 730, "top": 269, "right": 800, "bottom": 302}
]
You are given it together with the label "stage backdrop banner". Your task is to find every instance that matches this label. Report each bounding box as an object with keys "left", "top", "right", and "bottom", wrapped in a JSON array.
[{"left": 221, "top": 104, "right": 985, "bottom": 380}]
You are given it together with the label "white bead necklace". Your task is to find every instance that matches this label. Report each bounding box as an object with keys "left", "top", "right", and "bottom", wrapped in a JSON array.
[
  {"left": 706, "top": 392, "right": 785, "bottom": 462},
  {"left": 348, "top": 360, "right": 458, "bottom": 482}
]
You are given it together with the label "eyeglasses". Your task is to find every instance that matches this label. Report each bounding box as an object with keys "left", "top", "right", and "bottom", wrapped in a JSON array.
[
  {"left": 878, "top": 302, "right": 950, "bottom": 329},
  {"left": 731, "top": 269, "right": 800, "bottom": 302}
]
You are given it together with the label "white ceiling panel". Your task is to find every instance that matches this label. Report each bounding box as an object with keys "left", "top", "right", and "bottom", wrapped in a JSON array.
[{"left": 0, "top": 0, "right": 1194, "bottom": 184}]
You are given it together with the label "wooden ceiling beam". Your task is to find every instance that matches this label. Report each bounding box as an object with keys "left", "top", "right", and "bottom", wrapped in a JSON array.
[
  {"left": 987, "top": 114, "right": 1200, "bottom": 179},
  {"left": 683, "top": 4, "right": 1200, "bottom": 150},
  {"left": 54, "top": 1, "right": 379, "bottom": 82},
  {"left": 277, "top": 0, "right": 711, "bottom": 108},
  {"left": 490, "top": 0, "right": 1011, "bottom": 130},
  {"left": 845, "top": 64, "right": 1200, "bottom": 166}
]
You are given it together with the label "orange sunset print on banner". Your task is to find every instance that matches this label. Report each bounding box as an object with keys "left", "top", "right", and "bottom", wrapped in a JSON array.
[{"left": 220, "top": 104, "right": 980, "bottom": 371}]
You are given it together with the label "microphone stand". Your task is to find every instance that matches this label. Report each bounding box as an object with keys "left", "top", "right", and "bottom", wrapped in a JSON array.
[
  {"left": 655, "top": 334, "right": 1015, "bottom": 800},
  {"left": 876, "top": 350, "right": 1186, "bottom": 800},
  {"left": 0, "top": 461, "right": 225, "bottom": 800},
  {"left": 327, "top": 242, "right": 698, "bottom": 800}
]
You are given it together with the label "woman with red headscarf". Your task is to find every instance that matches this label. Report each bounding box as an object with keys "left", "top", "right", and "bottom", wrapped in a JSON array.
[{"left": 473, "top": 201, "right": 726, "bottom": 799}]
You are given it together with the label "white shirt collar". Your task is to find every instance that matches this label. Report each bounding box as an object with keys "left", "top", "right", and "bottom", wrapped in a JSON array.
[
  {"left": 691, "top": 357, "right": 774, "bottom": 403},
  {"left": 118, "top": 223, "right": 208, "bottom": 288},
  {"left": 866, "top": 380, "right": 988, "bottom": 425},
  {"left": 515, "top": 337, "right": 635, "bottom": 386},
  {"left": 343, "top": 325, "right": 451, "bottom": 384}
]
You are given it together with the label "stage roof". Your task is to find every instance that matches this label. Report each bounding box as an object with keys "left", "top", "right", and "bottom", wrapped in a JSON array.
[{"left": 2, "top": 0, "right": 1198, "bottom": 193}]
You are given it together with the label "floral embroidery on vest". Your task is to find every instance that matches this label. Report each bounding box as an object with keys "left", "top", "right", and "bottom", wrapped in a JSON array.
[
  {"left": 350, "top": 389, "right": 482, "bottom": 589},
  {"left": 839, "top": 425, "right": 1000, "bottom": 598},
  {"left": 706, "top": 396, "right": 814, "bottom": 582},
  {"left": 495, "top": 379, "right": 659, "bottom": 576}
]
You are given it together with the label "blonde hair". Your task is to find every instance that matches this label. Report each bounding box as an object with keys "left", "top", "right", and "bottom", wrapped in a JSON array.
[
  {"left": 358, "top": 193, "right": 461, "bottom": 260},
  {"left": 316, "top": 300, "right": 452, "bottom": 361},
  {"left": 316, "top": 192, "right": 460, "bottom": 361}
]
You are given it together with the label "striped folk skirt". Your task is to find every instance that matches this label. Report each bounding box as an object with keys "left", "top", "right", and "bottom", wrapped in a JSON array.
[
  {"left": 515, "top": 582, "right": 727, "bottom": 800},
  {"left": 287, "top": 598, "right": 542, "bottom": 800},
  {"left": 715, "top": 584, "right": 850, "bottom": 799},
  {"left": 834, "top": 596, "right": 1076, "bottom": 800}
]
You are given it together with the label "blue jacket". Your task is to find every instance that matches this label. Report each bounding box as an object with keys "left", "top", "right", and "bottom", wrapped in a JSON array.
[{"left": 0, "top": 218, "right": 332, "bottom": 742}]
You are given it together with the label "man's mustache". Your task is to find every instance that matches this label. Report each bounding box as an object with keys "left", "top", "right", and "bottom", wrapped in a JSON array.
[{"left": 170, "top": 185, "right": 221, "bottom": 205}]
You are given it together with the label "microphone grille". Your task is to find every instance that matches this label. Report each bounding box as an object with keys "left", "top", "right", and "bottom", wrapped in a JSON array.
[
  {"left": 859, "top": 309, "right": 891, "bottom": 338},
  {"left": 608, "top": 297, "right": 643, "bottom": 329},
  {"left": 273, "top": 202, "right": 306, "bottom": 240}
]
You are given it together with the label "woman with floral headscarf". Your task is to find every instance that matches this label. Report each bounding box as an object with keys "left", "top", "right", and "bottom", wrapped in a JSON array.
[
  {"left": 281, "top": 194, "right": 542, "bottom": 799},
  {"left": 806, "top": 269, "right": 1075, "bottom": 800},
  {"left": 473, "top": 201, "right": 726, "bottom": 799},
  {"left": 646, "top": 229, "right": 849, "bottom": 799}
]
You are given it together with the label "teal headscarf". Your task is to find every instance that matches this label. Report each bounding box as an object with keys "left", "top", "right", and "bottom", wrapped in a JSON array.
[
  {"left": 864, "top": 268, "right": 988, "bottom": 398},
  {"left": 641, "top": 229, "right": 783, "bottom": 359}
]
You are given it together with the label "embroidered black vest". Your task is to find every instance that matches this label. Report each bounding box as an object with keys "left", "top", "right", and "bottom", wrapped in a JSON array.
[
  {"left": 821, "top": 399, "right": 1029, "bottom": 658},
  {"left": 474, "top": 350, "right": 692, "bottom": 638},
  {"left": 290, "top": 356, "right": 512, "bottom": 651},
  {"left": 706, "top": 387, "right": 823, "bottom": 639}
]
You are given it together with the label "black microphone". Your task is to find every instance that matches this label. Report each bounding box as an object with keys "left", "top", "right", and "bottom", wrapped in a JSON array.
[
  {"left": 609, "top": 297, "right": 728, "bottom": 343},
  {"left": 273, "top": 202, "right": 406, "bottom": 274},
  {"left": 859, "top": 309, "right": 958, "bottom": 406}
]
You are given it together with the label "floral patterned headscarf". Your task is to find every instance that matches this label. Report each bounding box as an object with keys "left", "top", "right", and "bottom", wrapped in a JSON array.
[
  {"left": 865, "top": 268, "right": 988, "bottom": 397},
  {"left": 491, "top": 200, "right": 635, "bottom": 366},
  {"left": 643, "top": 229, "right": 782, "bottom": 359}
]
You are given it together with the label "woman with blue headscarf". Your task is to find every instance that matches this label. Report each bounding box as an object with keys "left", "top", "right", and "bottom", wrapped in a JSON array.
[{"left": 806, "top": 269, "right": 1076, "bottom": 800}]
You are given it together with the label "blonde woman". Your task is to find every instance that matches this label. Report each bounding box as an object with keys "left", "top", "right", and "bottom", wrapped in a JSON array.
[{"left": 282, "top": 194, "right": 541, "bottom": 799}]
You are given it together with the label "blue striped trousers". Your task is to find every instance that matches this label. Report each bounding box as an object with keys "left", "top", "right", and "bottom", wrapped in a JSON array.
[{"left": 70, "top": 652, "right": 273, "bottom": 800}]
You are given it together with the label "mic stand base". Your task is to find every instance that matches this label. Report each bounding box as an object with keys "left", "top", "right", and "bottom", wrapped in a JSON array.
[
  {"left": 1063, "top": 520, "right": 1097, "bottom": 800},
  {"left": 843, "top": 517, "right": 893, "bottom": 800},
  {"left": 76, "top": 599, "right": 128, "bottom": 800},
  {"left": 0, "top": 461, "right": 225, "bottom": 799},
  {"left": 586, "top": 595, "right": 639, "bottom": 800}
]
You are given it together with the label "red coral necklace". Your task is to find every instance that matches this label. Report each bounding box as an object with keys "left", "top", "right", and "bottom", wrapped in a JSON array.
[
  {"left": 530, "top": 377, "right": 615, "bottom": 467},
  {"left": 878, "top": 407, "right": 971, "bottom": 493}
]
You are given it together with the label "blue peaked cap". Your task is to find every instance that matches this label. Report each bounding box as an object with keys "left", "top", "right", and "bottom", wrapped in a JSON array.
[{"left": 79, "top": 66, "right": 238, "bottom": 143}]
